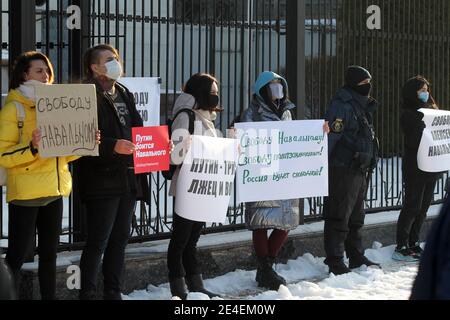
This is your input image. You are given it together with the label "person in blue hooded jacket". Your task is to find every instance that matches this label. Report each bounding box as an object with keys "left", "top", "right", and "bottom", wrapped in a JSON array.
[{"left": 240, "top": 71, "right": 327, "bottom": 290}]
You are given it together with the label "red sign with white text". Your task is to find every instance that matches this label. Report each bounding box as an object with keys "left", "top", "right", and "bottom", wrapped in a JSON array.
[{"left": 132, "top": 126, "right": 170, "bottom": 174}]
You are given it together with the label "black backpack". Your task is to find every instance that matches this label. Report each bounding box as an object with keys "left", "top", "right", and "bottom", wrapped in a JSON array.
[{"left": 162, "top": 108, "right": 196, "bottom": 180}]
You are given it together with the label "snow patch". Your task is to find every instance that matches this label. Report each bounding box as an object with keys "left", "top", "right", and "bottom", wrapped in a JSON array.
[{"left": 124, "top": 243, "right": 420, "bottom": 300}]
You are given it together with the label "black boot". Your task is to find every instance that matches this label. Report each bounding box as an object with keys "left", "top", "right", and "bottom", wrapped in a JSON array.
[
  {"left": 348, "top": 255, "right": 381, "bottom": 269},
  {"left": 186, "top": 274, "right": 220, "bottom": 298},
  {"left": 255, "top": 256, "right": 286, "bottom": 290},
  {"left": 325, "top": 258, "right": 351, "bottom": 275},
  {"left": 266, "top": 257, "right": 287, "bottom": 285},
  {"left": 169, "top": 277, "right": 188, "bottom": 300}
]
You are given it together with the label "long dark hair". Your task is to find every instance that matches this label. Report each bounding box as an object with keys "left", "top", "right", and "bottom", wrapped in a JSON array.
[
  {"left": 83, "top": 44, "right": 120, "bottom": 79},
  {"left": 183, "top": 73, "right": 222, "bottom": 111},
  {"left": 402, "top": 76, "right": 438, "bottom": 110},
  {"left": 9, "top": 51, "right": 54, "bottom": 89}
]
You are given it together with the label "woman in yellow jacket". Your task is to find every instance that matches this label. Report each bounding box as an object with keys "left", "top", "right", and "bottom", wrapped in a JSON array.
[{"left": 0, "top": 52, "right": 79, "bottom": 300}]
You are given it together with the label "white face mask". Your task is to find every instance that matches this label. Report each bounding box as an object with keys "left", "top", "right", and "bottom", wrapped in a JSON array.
[
  {"left": 269, "top": 83, "right": 284, "bottom": 100},
  {"left": 104, "top": 59, "right": 122, "bottom": 80}
]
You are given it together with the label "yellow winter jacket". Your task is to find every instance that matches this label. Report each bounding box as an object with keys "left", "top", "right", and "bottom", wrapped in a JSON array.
[{"left": 0, "top": 89, "right": 79, "bottom": 202}]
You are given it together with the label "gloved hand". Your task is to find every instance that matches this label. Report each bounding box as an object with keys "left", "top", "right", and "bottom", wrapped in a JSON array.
[{"left": 418, "top": 120, "right": 426, "bottom": 132}]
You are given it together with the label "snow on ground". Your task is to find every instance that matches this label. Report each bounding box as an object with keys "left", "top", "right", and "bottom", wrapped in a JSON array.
[{"left": 123, "top": 242, "right": 419, "bottom": 301}]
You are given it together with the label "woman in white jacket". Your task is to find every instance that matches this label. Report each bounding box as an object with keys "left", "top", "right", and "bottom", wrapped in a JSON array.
[{"left": 167, "top": 73, "right": 221, "bottom": 299}]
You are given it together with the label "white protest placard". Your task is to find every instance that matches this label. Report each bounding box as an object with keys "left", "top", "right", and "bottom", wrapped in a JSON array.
[
  {"left": 235, "top": 120, "right": 328, "bottom": 203},
  {"left": 175, "top": 136, "right": 238, "bottom": 223},
  {"left": 417, "top": 108, "right": 450, "bottom": 172},
  {"left": 36, "top": 84, "right": 98, "bottom": 158},
  {"left": 119, "top": 77, "right": 160, "bottom": 126}
]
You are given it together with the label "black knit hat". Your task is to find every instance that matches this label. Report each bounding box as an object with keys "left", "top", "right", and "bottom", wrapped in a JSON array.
[{"left": 345, "top": 66, "right": 372, "bottom": 87}]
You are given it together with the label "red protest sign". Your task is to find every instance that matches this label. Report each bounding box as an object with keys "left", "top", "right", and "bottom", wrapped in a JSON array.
[{"left": 132, "top": 126, "right": 170, "bottom": 174}]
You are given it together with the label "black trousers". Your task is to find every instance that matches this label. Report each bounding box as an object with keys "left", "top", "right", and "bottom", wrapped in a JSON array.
[
  {"left": 5, "top": 198, "right": 63, "bottom": 300},
  {"left": 323, "top": 167, "right": 367, "bottom": 265},
  {"left": 396, "top": 171, "right": 438, "bottom": 248},
  {"left": 167, "top": 213, "right": 204, "bottom": 280},
  {"left": 79, "top": 193, "right": 136, "bottom": 293}
]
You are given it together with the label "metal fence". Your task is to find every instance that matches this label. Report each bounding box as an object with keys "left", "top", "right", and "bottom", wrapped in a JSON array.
[
  {"left": 1, "top": 0, "right": 449, "bottom": 251},
  {"left": 303, "top": 0, "right": 450, "bottom": 220}
]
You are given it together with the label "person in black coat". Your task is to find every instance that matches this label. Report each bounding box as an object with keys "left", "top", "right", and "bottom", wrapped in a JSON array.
[
  {"left": 410, "top": 196, "right": 450, "bottom": 300},
  {"left": 76, "top": 44, "right": 149, "bottom": 300},
  {"left": 393, "top": 76, "right": 441, "bottom": 262},
  {"left": 323, "top": 66, "right": 380, "bottom": 275}
]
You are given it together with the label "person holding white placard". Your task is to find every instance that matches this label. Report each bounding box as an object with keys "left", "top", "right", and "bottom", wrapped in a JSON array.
[
  {"left": 167, "top": 73, "right": 221, "bottom": 300},
  {"left": 393, "top": 76, "right": 441, "bottom": 262},
  {"left": 240, "top": 71, "right": 299, "bottom": 290},
  {"left": 0, "top": 52, "right": 83, "bottom": 300}
]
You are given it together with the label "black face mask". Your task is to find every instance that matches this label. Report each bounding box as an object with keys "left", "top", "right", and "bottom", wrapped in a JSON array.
[
  {"left": 208, "top": 94, "right": 219, "bottom": 109},
  {"left": 353, "top": 83, "right": 372, "bottom": 96}
]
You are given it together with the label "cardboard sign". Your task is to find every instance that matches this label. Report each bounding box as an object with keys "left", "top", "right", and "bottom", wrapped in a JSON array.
[
  {"left": 132, "top": 126, "right": 170, "bottom": 174},
  {"left": 418, "top": 108, "right": 450, "bottom": 172},
  {"left": 175, "top": 136, "right": 238, "bottom": 223},
  {"left": 235, "top": 120, "right": 329, "bottom": 203},
  {"left": 35, "top": 84, "right": 98, "bottom": 157},
  {"left": 119, "top": 77, "right": 160, "bottom": 126}
]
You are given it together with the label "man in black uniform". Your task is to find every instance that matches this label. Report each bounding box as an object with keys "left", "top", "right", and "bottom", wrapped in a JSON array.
[{"left": 323, "top": 66, "right": 381, "bottom": 275}]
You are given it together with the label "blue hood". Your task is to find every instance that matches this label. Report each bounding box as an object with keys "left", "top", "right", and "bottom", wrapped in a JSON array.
[{"left": 253, "top": 71, "right": 289, "bottom": 99}]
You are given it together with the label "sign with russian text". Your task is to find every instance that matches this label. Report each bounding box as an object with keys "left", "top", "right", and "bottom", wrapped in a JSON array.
[
  {"left": 235, "top": 120, "right": 328, "bottom": 203},
  {"left": 132, "top": 126, "right": 170, "bottom": 174},
  {"left": 418, "top": 108, "right": 450, "bottom": 172},
  {"left": 175, "top": 136, "right": 238, "bottom": 223},
  {"left": 119, "top": 77, "right": 160, "bottom": 126},
  {"left": 35, "top": 84, "right": 98, "bottom": 157}
]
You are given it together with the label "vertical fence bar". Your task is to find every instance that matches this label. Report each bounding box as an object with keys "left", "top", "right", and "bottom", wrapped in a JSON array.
[
  {"left": 7, "top": 0, "right": 36, "bottom": 259},
  {"left": 0, "top": 0, "right": 5, "bottom": 244},
  {"left": 71, "top": 0, "right": 91, "bottom": 245},
  {"left": 286, "top": 0, "right": 306, "bottom": 223},
  {"left": 8, "top": 0, "right": 36, "bottom": 71},
  {"left": 141, "top": 0, "right": 145, "bottom": 76}
]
